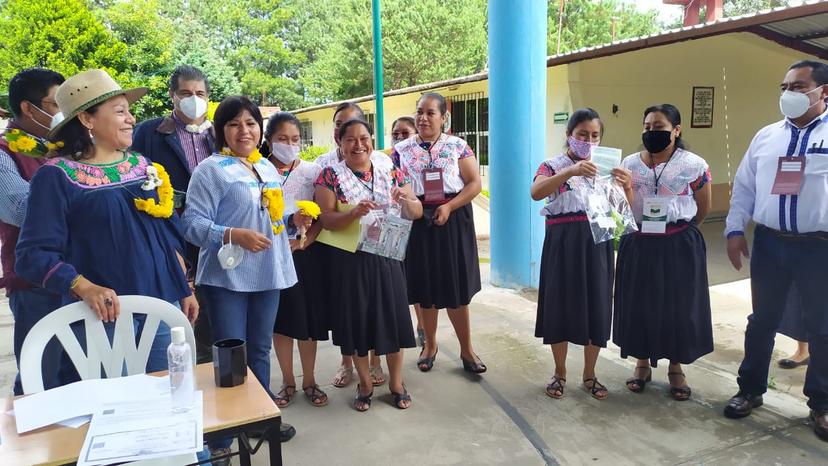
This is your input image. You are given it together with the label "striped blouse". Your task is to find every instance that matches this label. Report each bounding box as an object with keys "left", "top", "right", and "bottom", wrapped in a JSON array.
[{"left": 182, "top": 154, "right": 297, "bottom": 292}]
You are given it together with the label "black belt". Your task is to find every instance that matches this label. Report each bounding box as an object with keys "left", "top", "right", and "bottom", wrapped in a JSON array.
[{"left": 759, "top": 224, "right": 828, "bottom": 241}]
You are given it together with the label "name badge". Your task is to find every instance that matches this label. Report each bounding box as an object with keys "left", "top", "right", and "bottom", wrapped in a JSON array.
[
  {"left": 423, "top": 167, "right": 445, "bottom": 202},
  {"left": 771, "top": 156, "right": 805, "bottom": 195},
  {"left": 641, "top": 196, "right": 668, "bottom": 234}
]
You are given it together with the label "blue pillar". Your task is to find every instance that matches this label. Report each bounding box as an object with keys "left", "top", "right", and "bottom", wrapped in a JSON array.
[{"left": 489, "top": 0, "right": 547, "bottom": 288}]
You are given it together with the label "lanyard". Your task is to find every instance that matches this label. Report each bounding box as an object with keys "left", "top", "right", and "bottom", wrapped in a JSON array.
[
  {"left": 649, "top": 149, "right": 676, "bottom": 195},
  {"left": 419, "top": 133, "right": 442, "bottom": 169},
  {"left": 354, "top": 165, "right": 375, "bottom": 200}
]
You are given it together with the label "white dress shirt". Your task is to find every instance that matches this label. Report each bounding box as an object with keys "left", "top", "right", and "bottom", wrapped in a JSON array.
[{"left": 726, "top": 108, "right": 828, "bottom": 236}]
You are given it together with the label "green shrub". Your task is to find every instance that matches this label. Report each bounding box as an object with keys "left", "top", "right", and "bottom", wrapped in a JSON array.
[{"left": 299, "top": 145, "right": 330, "bottom": 162}]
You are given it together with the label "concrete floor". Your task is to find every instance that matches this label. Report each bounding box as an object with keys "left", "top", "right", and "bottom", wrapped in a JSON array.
[{"left": 0, "top": 219, "right": 825, "bottom": 465}]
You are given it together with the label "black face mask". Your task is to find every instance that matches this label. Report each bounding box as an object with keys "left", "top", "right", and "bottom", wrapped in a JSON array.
[{"left": 642, "top": 130, "right": 673, "bottom": 154}]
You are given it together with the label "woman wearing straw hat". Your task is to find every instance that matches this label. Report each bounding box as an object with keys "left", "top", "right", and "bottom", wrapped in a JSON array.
[{"left": 15, "top": 69, "right": 198, "bottom": 373}]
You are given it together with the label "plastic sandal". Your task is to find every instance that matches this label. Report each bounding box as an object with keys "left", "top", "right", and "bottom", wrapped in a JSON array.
[
  {"left": 668, "top": 371, "right": 692, "bottom": 401},
  {"left": 353, "top": 384, "right": 373, "bottom": 412},
  {"left": 626, "top": 366, "right": 652, "bottom": 393},
  {"left": 417, "top": 347, "right": 438, "bottom": 372},
  {"left": 391, "top": 385, "right": 412, "bottom": 410},
  {"left": 545, "top": 375, "right": 566, "bottom": 399},
  {"left": 461, "top": 354, "right": 487, "bottom": 374},
  {"left": 369, "top": 365, "right": 387, "bottom": 386},
  {"left": 332, "top": 365, "right": 354, "bottom": 388},
  {"left": 274, "top": 385, "right": 296, "bottom": 407},
  {"left": 583, "top": 378, "right": 608, "bottom": 400},
  {"left": 303, "top": 384, "right": 328, "bottom": 407}
]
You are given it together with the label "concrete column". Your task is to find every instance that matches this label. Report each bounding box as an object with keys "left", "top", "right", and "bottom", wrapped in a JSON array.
[{"left": 488, "top": 0, "right": 547, "bottom": 288}]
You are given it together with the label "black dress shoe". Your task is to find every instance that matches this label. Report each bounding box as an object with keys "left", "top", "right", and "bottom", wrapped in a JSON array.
[
  {"left": 724, "top": 392, "right": 764, "bottom": 419},
  {"left": 246, "top": 422, "right": 297, "bottom": 442},
  {"left": 811, "top": 410, "right": 828, "bottom": 442},
  {"left": 777, "top": 357, "right": 809, "bottom": 369}
]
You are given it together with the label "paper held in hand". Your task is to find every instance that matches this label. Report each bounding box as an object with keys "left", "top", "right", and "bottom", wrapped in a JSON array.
[{"left": 590, "top": 146, "right": 623, "bottom": 177}]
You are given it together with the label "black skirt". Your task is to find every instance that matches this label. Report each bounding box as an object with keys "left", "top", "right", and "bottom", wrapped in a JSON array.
[
  {"left": 328, "top": 248, "right": 416, "bottom": 357},
  {"left": 405, "top": 202, "right": 481, "bottom": 309},
  {"left": 273, "top": 242, "right": 329, "bottom": 341},
  {"left": 612, "top": 223, "right": 713, "bottom": 366},
  {"left": 779, "top": 284, "right": 808, "bottom": 341},
  {"left": 535, "top": 220, "right": 614, "bottom": 347}
]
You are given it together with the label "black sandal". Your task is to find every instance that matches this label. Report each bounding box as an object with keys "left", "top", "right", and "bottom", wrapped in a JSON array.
[
  {"left": 668, "top": 371, "right": 692, "bottom": 401},
  {"left": 417, "top": 347, "right": 438, "bottom": 372},
  {"left": 274, "top": 385, "right": 296, "bottom": 407},
  {"left": 545, "top": 375, "right": 566, "bottom": 399},
  {"left": 583, "top": 378, "right": 608, "bottom": 400},
  {"left": 353, "top": 384, "right": 373, "bottom": 412},
  {"left": 461, "top": 354, "right": 487, "bottom": 374},
  {"left": 391, "top": 385, "right": 412, "bottom": 409},
  {"left": 626, "top": 366, "right": 652, "bottom": 393},
  {"left": 303, "top": 384, "right": 328, "bottom": 407}
]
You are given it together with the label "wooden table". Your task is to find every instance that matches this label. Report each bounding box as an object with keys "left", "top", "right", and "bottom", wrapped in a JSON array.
[{"left": 0, "top": 363, "right": 282, "bottom": 466}]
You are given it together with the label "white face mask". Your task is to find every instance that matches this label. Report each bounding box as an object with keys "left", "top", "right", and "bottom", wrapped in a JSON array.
[
  {"left": 217, "top": 229, "right": 244, "bottom": 270},
  {"left": 271, "top": 142, "right": 300, "bottom": 165},
  {"left": 50, "top": 112, "right": 65, "bottom": 130},
  {"left": 779, "top": 87, "right": 824, "bottom": 119},
  {"left": 177, "top": 95, "right": 208, "bottom": 121}
]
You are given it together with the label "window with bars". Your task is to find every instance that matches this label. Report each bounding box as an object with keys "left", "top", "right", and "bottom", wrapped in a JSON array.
[
  {"left": 446, "top": 93, "right": 489, "bottom": 167},
  {"left": 299, "top": 120, "right": 313, "bottom": 148}
]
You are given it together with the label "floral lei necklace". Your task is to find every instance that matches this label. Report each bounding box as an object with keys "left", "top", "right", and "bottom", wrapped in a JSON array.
[
  {"left": 221, "top": 147, "right": 286, "bottom": 235},
  {"left": 134, "top": 163, "right": 174, "bottom": 218}
]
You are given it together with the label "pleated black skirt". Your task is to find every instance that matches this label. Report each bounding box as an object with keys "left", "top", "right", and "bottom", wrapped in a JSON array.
[
  {"left": 779, "top": 284, "right": 808, "bottom": 341},
  {"left": 273, "top": 241, "right": 329, "bottom": 341},
  {"left": 612, "top": 223, "right": 713, "bottom": 366},
  {"left": 405, "top": 203, "right": 481, "bottom": 309},
  {"left": 328, "top": 248, "right": 416, "bottom": 357},
  {"left": 535, "top": 220, "right": 614, "bottom": 347}
]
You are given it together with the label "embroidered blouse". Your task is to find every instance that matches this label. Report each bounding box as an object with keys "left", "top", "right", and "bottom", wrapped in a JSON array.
[
  {"left": 534, "top": 154, "right": 593, "bottom": 217},
  {"left": 392, "top": 134, "right": 476, "bottom": 196},
  {"left": 621, "top": 149, "right": 711, "bottom": 224},
  {"left": 182, "top": 154, "right": 297, "bottom": 292},
  {"left": 14, "top": 152, "right": 191, "bottom": 305},
  {"left": 315, "top": 155, "right": 406, "bottom": 205}
]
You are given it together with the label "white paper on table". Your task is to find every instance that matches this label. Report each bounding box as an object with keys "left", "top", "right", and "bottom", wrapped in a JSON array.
[
  {"left": 591, "top": 146, "right": 623, "bottom": 177},
  {"left": 13, "top": 374, "right": 171, "bottom": 434},
  {"left": 58, "top": 415, "right": 92, "bottom": 429},
  {"left": 76, "top": 392, "right": 203, "bottom": 466}
]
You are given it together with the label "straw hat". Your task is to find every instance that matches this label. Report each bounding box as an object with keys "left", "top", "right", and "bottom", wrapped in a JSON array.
[{"left": 48, "top": 69, "right": 147, "bottom": 138}]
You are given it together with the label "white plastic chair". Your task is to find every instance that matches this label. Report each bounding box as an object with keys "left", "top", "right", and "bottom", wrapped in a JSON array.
[
  {"left": 19, "top": 295, "right": 196, "bottom": 394},
  {"left": 20, "top": 296, "right": 200, "bottom": 465}
]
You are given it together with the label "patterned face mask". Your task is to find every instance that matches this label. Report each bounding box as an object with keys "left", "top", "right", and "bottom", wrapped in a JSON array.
[{"left": 568, "top": 136, "right": 596, "bottom": 159}]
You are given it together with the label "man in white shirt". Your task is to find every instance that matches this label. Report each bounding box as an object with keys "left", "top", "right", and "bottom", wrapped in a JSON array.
[{"left": 724, "top": 60, "right": 828, "bottom": 442}]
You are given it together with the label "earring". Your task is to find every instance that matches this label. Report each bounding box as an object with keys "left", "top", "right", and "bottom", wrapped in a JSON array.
[{"left": 88, "top": 129, "right": 95, "bottom": 145}]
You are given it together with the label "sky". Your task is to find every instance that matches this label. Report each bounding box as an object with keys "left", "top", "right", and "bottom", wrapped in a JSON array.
[{"left": 625, "top": 0, "right": 685, "bottom": 23}]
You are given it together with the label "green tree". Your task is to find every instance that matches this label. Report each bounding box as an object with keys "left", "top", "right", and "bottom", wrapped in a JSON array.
[
  {"left": 100, "top": 0, "right": 175, "bottom": 119},
  {"left": 548, "top": 0, "right": 662, "bottom": 55},
  {"left": 298, "top": 0, "right": 488, "bottom": 104},
  {"left": 723, "top": 0, "right": 792, "bottom": 16},
  {"left": 0, "top": 0, "right": 128, "bottom": 92}
]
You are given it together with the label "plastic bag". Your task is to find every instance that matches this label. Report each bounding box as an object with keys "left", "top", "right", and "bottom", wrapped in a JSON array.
[
  {"left": 357, "top": 203, "right": 413, "bottom": 261},
  {"left": 581, "top": 176, "right": 638, "bottom": 244}
]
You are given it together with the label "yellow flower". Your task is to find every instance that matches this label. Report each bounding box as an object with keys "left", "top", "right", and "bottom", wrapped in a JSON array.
[
  {"left": 134, "top": 163, "right": 174, "bottom": 218},
  {"left": 14, "top": 136, "right": 37, "bottom": 152},
  {"left": 221, "top": 147, "right": 263, "bottom": 164},
  {"left": 262, "top": 187, "right": 286, "bottom": 235},
  {"left": 8, "top": 141, "right": 19, "bottom": 153},
  {"left": 295, "top": 200, "right": 321, "bottom": 219},
  {"left": 46, "top": 141, "right": 65, "bottom": 151}
]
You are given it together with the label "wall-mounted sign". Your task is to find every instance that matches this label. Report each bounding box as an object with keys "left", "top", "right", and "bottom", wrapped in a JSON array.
[
  {"left": 553, "top": 112, "right": 569, "bottom": 124},
  {"left": 691, "top": 86, "right": 714, "bottom": 128}
]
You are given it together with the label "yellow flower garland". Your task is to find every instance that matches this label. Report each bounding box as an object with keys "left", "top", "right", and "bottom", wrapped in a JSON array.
[
  {"left": 134, "top": 163, "right": 174, "bottom": 218},
  {"left": 262, "top": 187, "right": 286, "bottom": 235},
  {"left": 221, "top": 147, "right": 262, "bottom": 164}
]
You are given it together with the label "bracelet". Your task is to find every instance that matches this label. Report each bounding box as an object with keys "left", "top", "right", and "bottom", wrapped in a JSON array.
[{"left": 70, "top": 274, "right": 83, "bottom": 290}]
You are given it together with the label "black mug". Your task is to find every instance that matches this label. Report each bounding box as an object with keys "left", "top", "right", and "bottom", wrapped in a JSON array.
[{"left": 212, "top": 338, "right": 247, "bottom": 387}]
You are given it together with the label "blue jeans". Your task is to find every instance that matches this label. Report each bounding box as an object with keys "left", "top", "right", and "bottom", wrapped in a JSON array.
[
  {"left": 10, "top": 287, "right": 69, "bottom": 395},
  {"left": 737, "top": 226, "right": 828, "bottom": 411},
  {"left": 200, "top": 286, "right": 280, "bottom": 450}
]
